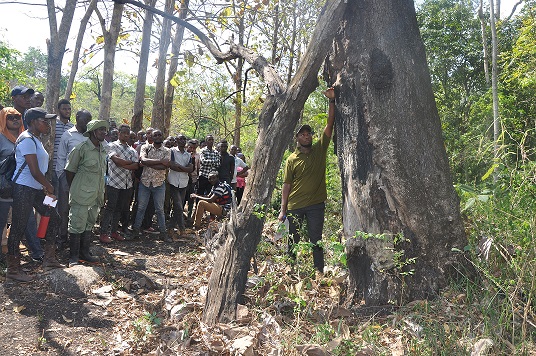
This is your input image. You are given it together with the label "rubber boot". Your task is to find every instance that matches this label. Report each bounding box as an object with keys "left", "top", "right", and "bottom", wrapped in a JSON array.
[
  {"left": 6, "top": 255, "right": 34, "bottom": 282},
  {"left": 79, "top": 231, "right": 99, "bottom": 264},
  {"left": 68, "top": 234, "right": 81, "bottom": 267},
  {"left": 56, "top": 234, "right": 68, "bottom": 252},
  {"left": 42, "top": 242, "right": 65, "bottom": 271}
]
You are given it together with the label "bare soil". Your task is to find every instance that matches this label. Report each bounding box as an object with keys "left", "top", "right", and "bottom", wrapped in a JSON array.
[{"left": 0, "top": 231, "right": 211, "bottom": 355}]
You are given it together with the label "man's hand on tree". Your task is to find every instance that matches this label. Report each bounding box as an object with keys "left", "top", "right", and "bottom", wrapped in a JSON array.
[{"left": 324, "top": 86, "right": 335, "bottom": 100}]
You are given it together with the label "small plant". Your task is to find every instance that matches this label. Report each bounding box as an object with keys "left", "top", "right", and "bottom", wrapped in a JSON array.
[
  {"left": 37, "top": 330, "right": 47, "bottom": 350},
  {"left": 310, "top": 323, "right": 335, "bottom": 344},
  {"left": 253, "top": 203, "right": 266, "bottom": 219},
  {"left": 132, "top": 312, "right": 162, "bottom": 342}
]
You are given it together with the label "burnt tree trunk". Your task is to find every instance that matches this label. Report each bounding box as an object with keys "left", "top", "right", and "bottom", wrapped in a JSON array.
[
  {"left": 202, "top": 0, "right": 347, "bottom": 324},
  {"left": 325, "top": 0, "right": 467, "bottom": 306}
]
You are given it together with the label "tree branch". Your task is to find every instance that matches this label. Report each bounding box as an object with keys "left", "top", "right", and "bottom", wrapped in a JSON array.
[
  {"left": 504, "top": 0, "right": 524, "bottom": 22},
  {"left": 113, "top": 0, "right": 286, "bottom": 95}
]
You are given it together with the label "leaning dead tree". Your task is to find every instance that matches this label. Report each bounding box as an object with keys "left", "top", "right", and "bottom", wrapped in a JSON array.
[{"left": 116, "top": 0, "right": 348, "bottom": 324}]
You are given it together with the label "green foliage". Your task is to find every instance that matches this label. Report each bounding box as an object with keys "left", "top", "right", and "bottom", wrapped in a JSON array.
[
  {"left": 458, "top": 159, "right": 536, "bottom": 351},
  {"left": 132, "top": 312, "right": 162, "bottom": 342}
]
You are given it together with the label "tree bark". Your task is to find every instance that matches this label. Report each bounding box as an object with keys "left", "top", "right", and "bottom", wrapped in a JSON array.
[
  {"left": 202, "top": 0, "right": 347, "bottom": 324},
  {"left": 164, "top": 0, "right": 189, "bottom": 136},
  {"left": 65, "top": 0, "right": 97, "bottom": 101},
  {"left": 325, "top": 0, "right": 467, "bottom": 306},
  {"left": 132, "top": 0, "right": 157, "bottom": 132},
  {"left": 151, "top": 0, "right": 174, "bottom": 131},
  {"left": 478, "top": 0, "right": 490, "bottom": 86},
  {"left": 45, "top": 0, "right": 77, "bottom": 168},
  {"left": 489, "top": 0, "right": 500, "bottom": 169},
  {"left": 98, "top": 1, "right": 125, "bottom": 121}
]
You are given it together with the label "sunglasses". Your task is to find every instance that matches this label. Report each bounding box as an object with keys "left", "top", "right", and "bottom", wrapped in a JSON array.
[{"left": 6, "top": 115, "right": 21, "bottom": 121}]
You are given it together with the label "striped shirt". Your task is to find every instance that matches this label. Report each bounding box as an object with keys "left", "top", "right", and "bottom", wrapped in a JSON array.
[
  {"left": 212, "top": 181, "right": 232, "bottom": 211},
  {"left": 53, "top": 119, "right": 74, "bottom": 170}
]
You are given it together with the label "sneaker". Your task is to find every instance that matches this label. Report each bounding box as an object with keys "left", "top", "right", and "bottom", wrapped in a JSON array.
[
  {"left": 99, "top": 234, "right": 113, "bottom": 244},
  {"left": 111, "top": 232, "right": 125, "bottom": 241},
  {"left": 143, "top": 227, "right": 159, "bottom": 235},
  {"left": 125, "top": 228, "right": 141, "bottom": 240},
  {"left": 32, "top": 256, "right": 44, "bottom": 263}
]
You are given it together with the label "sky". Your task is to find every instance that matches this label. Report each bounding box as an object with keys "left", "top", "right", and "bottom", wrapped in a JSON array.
[{"left": 0, "top": 0, "right": 524, "bottom": 84}]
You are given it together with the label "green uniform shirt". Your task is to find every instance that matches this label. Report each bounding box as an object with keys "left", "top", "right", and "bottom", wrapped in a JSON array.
[
  {"left": 284, "top": 132, "right": 331, "bottom": 210},
  {"left": 65, "top": 139, "right": 107, "bottom": 206}
]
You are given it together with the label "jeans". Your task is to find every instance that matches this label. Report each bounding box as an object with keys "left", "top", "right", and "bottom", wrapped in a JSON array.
[
  {"left": 0, "top": 201, "right": 43, "bottom": 259},
  {"left": 184, "top": 180, "right": 197, "bottom": 220},
  {"left": 169, "top": 185, "right": 186, "bottom": 231},
  {"left": 100, "top": 185, "right": 133, "bottom": 235},
  {"left": 287, "top": 202, "right": 325, "bottom": 273},
  {"left": 130, "top": 180, "right": 155, "bottom": 229},
  {"left": 134, "top": 182, "right": 166, "bottom": 233},
  {"left": 8, "top": 183, "right": 59, "bottom": 256}
]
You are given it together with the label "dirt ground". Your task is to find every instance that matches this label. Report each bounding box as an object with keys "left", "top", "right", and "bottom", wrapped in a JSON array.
[{"left": 0, "top": 230, "right": 214, "bottom": 356}]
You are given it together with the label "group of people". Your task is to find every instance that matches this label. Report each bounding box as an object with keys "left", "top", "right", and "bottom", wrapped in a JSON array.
[{"left": 0, "top": 85, "right": 251, "bottom": 282}]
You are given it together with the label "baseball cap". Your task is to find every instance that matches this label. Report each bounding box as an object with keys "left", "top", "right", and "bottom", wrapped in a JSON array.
[
  {"left": 11, "top": 85, "right": 35, "bottom": 97},
  {"left": 24, "top": 108, "right": 57, "bottom": 122},
  {"left": 296, "top": 124, "right": 313, "bottom": 136}
]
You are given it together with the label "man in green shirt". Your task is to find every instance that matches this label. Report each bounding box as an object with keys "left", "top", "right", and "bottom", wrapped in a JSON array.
[
  {"left": 65, "top": 119, "right": 109, "bottom": 267},
  {"left": 278, "top": 88, "right": 336, "bottom": 274}
]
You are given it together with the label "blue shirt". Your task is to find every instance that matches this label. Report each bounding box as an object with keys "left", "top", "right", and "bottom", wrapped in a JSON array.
[{"left": 15, "top": 131, "right": 48, "bottom": 190}]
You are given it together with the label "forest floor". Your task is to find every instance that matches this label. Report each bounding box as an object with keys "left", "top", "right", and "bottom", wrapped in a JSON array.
[{"left": 0, "top": 220, "right": 519, "bottom": 355}]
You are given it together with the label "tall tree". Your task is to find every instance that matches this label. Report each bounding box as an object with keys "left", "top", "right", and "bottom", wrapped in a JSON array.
[
  {"left": 164, "top": 0, "right": 190, "bottom": 135},
  {"left": 151, "top": 0, "right": 174, "bottom": 131},
  {"left": 65, "top": 0, "right": 98, "bottom": 101},
  {"left": 132, "top": 0, "right": 157, "bottom": 132},
  {"left": 96, "top": 1, "right": 125, "bottom": 121},
  {"left": 326, "top": 0, "right": 466, "bottom": 306},
  {"left": 45, "top": 0, "right": 78, "bottom": 113},
  {"left": 489, "top": 0, "right": 501, "bottom": 167}
]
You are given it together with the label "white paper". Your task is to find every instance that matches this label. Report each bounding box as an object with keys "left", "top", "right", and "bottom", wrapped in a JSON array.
[{"left": 43, "top": 195, "right": 58, "bottom": 207}]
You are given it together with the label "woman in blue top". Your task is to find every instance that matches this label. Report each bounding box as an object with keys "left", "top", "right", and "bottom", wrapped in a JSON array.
[{"left": 6, "top": 108, "right": 63, "bottom": 282}]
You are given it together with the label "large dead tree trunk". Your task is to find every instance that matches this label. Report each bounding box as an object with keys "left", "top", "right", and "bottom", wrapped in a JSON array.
[
  {"left": 325, "top": 0, "right": 467, "bottom": 306},
  {"left": 202, "top": 0, "right": 347, "bottom": 324}
]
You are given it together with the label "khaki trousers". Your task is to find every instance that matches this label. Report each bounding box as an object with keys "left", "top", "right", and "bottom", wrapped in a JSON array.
[{"left": 194, "top": 201, "right": 222, "bottom": 228}]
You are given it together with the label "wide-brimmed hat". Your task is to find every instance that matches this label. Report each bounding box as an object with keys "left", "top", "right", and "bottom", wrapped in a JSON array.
[
  {"left": 83, "top": 120, "right": 110, "bottom": 137},
  {"left": 24, "top": 108, "right": 57, "bottom": 123},
  {"left": 11, "top": 85, "right": 35, "bottom": 97}
]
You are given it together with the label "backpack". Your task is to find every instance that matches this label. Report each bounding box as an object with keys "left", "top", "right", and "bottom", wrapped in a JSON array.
[{"left": 0, "top": 136, "right": 37, "bottom": 199}]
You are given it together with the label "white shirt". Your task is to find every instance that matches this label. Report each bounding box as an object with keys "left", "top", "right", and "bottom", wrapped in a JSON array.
[
  {"left": 232, "top": 156, "right": 247, "bottom": 184},
  {"left": 167, "top": 148, "right": 191, "bottom": 188}
]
